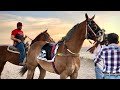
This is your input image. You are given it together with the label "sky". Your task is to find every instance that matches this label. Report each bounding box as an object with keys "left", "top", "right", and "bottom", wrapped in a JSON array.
[{"left": 0, "top": 11, "right": 120, "bottom": 47}]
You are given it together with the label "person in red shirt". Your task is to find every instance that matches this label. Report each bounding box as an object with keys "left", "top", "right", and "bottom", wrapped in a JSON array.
[{"left": 11, "top": 22, "right": 27, "bottom": 66}]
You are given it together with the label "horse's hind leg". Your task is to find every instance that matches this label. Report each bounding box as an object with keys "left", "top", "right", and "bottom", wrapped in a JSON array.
[
  {"left": 0, "top": 61, "right": 6, "bottom": 79},
  {"left": 38, "top": 65, "right": 46, "bottom": 79},
  {"left": 26, "top": 64, "right": 36, "bottom": 79}
]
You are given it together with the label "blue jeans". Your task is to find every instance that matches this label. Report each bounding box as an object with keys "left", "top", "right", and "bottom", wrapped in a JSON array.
[
  {"left": 16, "top": 42, "right": 25, "bottom": 63},
  {"left": 95, "top": 65, "right": 104, "bottom": 79},
  {"left": 104, "top": 75, "right": 120, "bottom": 79}
]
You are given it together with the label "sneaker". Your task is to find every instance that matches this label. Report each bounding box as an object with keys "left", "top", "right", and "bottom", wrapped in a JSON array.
[{"left": 19, "top": 63, "right": 25, "bottom": 66}]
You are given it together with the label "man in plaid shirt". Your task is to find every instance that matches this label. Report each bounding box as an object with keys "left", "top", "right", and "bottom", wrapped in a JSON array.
[{"left": 94, "top": 33, "right": 120, "bottom": 79}]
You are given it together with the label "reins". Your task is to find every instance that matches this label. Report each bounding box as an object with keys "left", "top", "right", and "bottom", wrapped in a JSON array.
[{"left": 25, "top": 35, "right": 33, "bottom": 41}]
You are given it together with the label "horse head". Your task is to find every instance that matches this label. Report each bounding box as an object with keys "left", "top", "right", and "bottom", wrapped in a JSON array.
[
  {"left": 30, "top": 29, "right": 55, "bottom": 46},
  {"left": 40, "top": 29, "right": 55, "bottom": 42},
  {"left": 85, "top": 13, "right": 105, "bottom": 43}
]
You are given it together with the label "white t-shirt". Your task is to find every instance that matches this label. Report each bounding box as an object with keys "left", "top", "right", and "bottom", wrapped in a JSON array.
[{"left": 94, "top": 44, "right": 105, "bottom": 70}]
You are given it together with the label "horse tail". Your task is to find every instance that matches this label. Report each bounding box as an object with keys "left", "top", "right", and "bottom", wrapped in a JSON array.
[{"left": 19, "top": 65, "right": 28, "bottom": 76}]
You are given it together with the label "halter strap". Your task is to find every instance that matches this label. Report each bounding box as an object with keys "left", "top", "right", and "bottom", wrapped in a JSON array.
[
  {"left": 87, "top": 24, "right": 96, "bottom": 37},
  {"left": 85, "top": 21, "right": 96, "bottom": 44}
]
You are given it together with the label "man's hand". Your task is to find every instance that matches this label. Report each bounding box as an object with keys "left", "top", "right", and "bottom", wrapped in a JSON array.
[
  {"left": 17, "top": 39, "right": 22, "bottom": 43},
  {"left": 24, "top": 35, "right": 27, "bottom": 38},
  {"left": 24, "top": 35, "right": 27, "bottom": 40},
  {"left": 11, "top": 35, "right": 21, "bottom": 43}
]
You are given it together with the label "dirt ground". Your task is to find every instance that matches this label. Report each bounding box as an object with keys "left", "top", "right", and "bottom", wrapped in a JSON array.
[{"left": 1, "top": 57, "right": 95, "bottom": 79}]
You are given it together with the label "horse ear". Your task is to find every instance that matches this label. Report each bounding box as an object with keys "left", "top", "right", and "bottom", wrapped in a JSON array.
[
  {"left": 85, "top": 13, "right": 89, "bottom": 20},
  {"left": 44, "top": 29, "right": 48, "bottom": 33},
  {"left": 91, "top": 14, "right": 95, "bottom": 20}
]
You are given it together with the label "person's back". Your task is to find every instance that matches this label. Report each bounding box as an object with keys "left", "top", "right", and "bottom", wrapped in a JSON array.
[
  {"left": 101, "top": 43, "right": 120, "bottom": 73},
  {"left": 95, "top": 33, "right": 120, "bottom": 79}
]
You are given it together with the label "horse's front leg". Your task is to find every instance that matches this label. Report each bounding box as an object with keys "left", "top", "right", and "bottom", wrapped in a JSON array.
[
  {"left": 60, "top": 70, "right": 68, "bottom": 79},
  {"left": 70, "top": 69, "right": 78, "bottom": 79}
]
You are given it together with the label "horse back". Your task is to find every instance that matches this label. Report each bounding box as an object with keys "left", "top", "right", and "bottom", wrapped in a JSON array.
[
  {"left": 0, "top": 45, "right": 9, "bottom": 57},
  {"left": 0, "top": 45, "right": 20, "bottom": 64}
]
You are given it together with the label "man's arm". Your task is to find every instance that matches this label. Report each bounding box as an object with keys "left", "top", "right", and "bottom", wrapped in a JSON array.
[
  {"left": 94, "top": 48, "right": 104, "bottom": 64},
  {"left": 11, "top": 35, "right": 21, "bottom": 43}
]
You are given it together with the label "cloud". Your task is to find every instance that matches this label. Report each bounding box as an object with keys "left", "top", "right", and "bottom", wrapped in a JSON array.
[
  {"left": 0, "top": 13, "right": 73, "bottom": 44},
  {"left": 1, "top": 11, "right": 120, "bottom": 47}
]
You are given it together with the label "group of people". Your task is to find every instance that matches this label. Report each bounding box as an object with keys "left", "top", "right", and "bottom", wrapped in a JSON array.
[{"left": 93, "top": 33, "right": 120, "bottom": 79}]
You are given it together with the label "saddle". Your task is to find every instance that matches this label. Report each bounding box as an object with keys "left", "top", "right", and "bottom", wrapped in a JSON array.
[
  {"left": 7, "top": 42, "right": 29, "bottom": 54},
  {"left": 37, "top": 41, "right": 63, "bottom": 62},
  {"left": 7, "top": 46, "right": 20, "bottom": 54},
  {"left": 39, "top": 42, "right": 55, "bottom": 60}
]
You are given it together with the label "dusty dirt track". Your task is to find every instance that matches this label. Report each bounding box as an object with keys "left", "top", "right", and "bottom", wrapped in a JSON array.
[{"left": 1, "top": 57, "right": 95, "bottom": 79}]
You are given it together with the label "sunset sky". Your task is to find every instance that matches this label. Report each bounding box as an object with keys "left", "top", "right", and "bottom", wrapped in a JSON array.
[{"left": 0, "top": 11, "right": 120, "bottom": 47}]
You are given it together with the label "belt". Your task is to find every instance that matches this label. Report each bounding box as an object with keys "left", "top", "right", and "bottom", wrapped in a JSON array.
[{"left": 103, "top": 72, "right": 120, "bottom": 75}]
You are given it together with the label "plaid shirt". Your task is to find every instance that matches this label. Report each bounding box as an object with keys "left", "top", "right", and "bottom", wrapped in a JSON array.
[
  {"left": 94, "top": 44, "right": 120, "bottom": 73},
  {"left": 94, "top": 44, "right": 105, "bottom": 70}
]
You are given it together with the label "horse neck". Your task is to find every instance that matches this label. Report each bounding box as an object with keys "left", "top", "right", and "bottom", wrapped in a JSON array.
[
  {"left": 66, "top": 21, "right": 86, "bottom": 53},
  {"left": 30, "top": 35, "right": 42, "bottom": 46}
]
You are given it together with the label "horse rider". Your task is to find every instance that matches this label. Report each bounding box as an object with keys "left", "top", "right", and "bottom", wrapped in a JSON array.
[{"left": 11, "top": 22, "right": 27, "bottom": 66}]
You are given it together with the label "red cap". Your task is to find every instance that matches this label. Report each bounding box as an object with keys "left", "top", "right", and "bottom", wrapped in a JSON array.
[{"left": 17, "top": 22, "right": 22, "bottom": 27}]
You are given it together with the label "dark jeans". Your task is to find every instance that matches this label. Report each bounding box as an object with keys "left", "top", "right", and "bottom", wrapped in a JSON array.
[{"left": 16, "top": 42, "right": 25, "bottom": 63}]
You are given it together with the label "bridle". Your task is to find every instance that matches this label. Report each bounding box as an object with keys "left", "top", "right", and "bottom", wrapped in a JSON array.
[
  {"left": 85, "top": 21, "right": 96, "bottom": 40},
  {"left": 85, "top": 20, "right": 102, "bottom": 44}
]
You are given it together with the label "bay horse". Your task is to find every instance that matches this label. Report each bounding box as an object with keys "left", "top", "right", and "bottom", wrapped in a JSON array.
[
  {"left": 0, "top": 30, "right": 54, "bottom": 79},
  {"left": 20, "top": 13, "right": 104, "bottom": 79}
]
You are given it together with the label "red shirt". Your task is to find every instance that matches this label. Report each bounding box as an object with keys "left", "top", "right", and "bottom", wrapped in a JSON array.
[
  {"left": 11, "top": 29, "right": 24, "bottom": 46},
  {"left": 11, "top": 29, "right": 24, "bottom": 36}
]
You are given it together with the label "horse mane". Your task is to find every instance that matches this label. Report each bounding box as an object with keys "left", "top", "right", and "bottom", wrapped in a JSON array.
[
  {"left": 30, "top": 32, "right": 43, "bottom": 46},
  {"left": 61, "top": 23, "right": 80, "bottom": 41},
  {"left": 34, "top": 32, "right": 43, "bottom": 40}
]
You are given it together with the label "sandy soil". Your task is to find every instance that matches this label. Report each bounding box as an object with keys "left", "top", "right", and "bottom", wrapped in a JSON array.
[{"left": 1, "top": 57, "right": 95, "bottom": 79}]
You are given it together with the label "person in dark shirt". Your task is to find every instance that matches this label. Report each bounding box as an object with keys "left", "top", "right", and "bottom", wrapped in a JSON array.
[{"left": 11, "top": 22, "right": 27, "bottom": 66}]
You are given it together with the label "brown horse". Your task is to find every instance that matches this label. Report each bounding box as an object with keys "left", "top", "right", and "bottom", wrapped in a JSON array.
[
  {"left": 0, "top": 30, "right": 54, "bottom": 79},
  {"left": 20, "top": 13, "right": 104, "bottom": 79}
]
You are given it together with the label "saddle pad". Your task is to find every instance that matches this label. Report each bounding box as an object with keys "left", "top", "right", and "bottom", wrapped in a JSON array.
[
  {"left": 7, "top": 46, "right": 20, "bottom": 54},
  {"left": 37, "top": 42, "right": 59, "bottom": 62}
]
